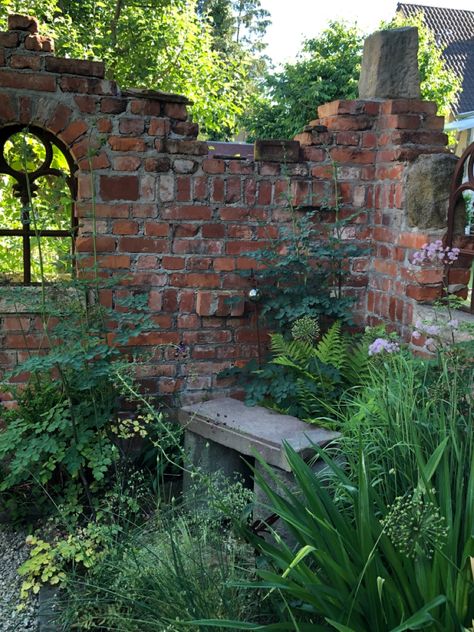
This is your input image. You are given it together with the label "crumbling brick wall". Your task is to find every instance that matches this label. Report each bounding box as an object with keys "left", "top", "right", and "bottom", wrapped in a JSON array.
[{"left": 0, "top": 14, "right": 468, "bottom": 404}]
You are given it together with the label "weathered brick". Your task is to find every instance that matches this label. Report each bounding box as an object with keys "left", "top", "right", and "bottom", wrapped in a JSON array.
[
  {"left": 8, "top": 14, "right": 39, "bottom": 32},
  {"left": 100, "top": 175, "right": 140, "bottom": 201},
  {"left": 202, "top": 158, "right": 225, "bottom": 174},
  {"left": 0, "top": 93, "right": 16, "bottom": 122},
  {"left": 75, "top": 236, "right": 116, "bottom": 252},
  {"left": 113, "top": 155, "right": 142, "bottom": 171},
  {"left": 0, "top": 69, "right": 55, "bottom": 91},
  {"left": 101, "top": 97, "right": 127, "bottom": 114},
  {"left": 108, "top": 137, "right": 146, "bottom": 152},
  {"left": 164, "top": 102, "right": 188, "bottom": 120},
  {"left": 112, "top": 220, "right": 139, "bottom": 235},
  {"left": 61, "top": 120, "right": 88, "bottom": 144},
  {"left": 45, "top": 57, "right": 105, "bottom": 77},
  {"left": 162, "top": 205, "right": 212, "bottom": 221},
  {"left": 0, "top": 32, "right": 19, "bottom": 47},
  {"left": 119, "top": 237, "right": 167, "bottom": 253},
  {"left": 119, "top": 118, "right": 145, "bottom": 135},
  {"left": 24, "top": 34, "right": 54, "bottom": 52},
  {"left": 10, "top": 54, "right": 41, "bottom": 70}
]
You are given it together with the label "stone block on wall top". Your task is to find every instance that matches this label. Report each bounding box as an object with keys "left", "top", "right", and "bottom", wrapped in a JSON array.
[
  {"left": 358, "top": 27, "right": 420, "bottom": 99},
  {"left": 406, "top": 153, "right": 458, "bottom": 230}
]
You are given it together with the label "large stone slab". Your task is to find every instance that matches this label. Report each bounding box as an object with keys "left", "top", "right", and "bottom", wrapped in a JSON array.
[
  {"left": 178, "top": 397, "right": 339, "bottom": 472},
  {"left": 358, "top": 27, "right": 420, "bottom": 99},
  {"left": 406, "top": 153, "right": 459, "bottom": 229}
]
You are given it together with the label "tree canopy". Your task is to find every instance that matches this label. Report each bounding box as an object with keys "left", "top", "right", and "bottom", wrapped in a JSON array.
[
  {"left": 0, "top": 0, "right": 270, "bottom": 139},
  {"left": 243, "top": 15, "right": 461, "bottom": 141}
]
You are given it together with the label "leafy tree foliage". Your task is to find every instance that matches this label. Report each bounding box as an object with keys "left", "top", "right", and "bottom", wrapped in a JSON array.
[
  {"left": 242, "top": 21, "right": 363, "bottom": 140},
  {"left": 244, "top": 16, "right": 460, "bottom": 141},
  {"left": 0, "top": 0, "right": 267, "bottom": 138}
]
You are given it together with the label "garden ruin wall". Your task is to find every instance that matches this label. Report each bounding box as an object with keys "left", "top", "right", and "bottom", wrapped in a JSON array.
[{"left": 0, "top": 15, "right": 470, "bottom": 405}]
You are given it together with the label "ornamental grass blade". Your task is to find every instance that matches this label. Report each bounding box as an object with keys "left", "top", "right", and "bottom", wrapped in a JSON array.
[{"left": 389, "top": 595, "right": 447, "bottom": 632}]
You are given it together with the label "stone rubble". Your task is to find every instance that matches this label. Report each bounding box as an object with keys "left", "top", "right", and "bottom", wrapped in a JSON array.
[{"left": 0, "top": 526, "right": 38, "bottom": 632}]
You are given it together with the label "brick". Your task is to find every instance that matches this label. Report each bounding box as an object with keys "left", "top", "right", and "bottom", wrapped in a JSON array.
[
  {"left": 164, "top": 102, "right": 188, "bottom": 120},
  {"left": 24, "top": 34, "right": 54, "bottom": 52},
  {"left": 119, "top": 118, "right": 145, "bottom": 135},
  {"left": 162, "top": 256, "right": 185, "bottom": 270},
  {"left": 100, "top": 175, "right": 139, "bottom": 201},
  {"left": 45, "top": 103, "right": 72, "bottom": 133},
  {"left": 166, "top": 140, "right": 208, "bottom": 155},
  {"left": 379, "top": 99, "right": 437, "bottom": 115},
  {"left": 213, "top": 257, "right": 235, "bottom": 271},
  {"left": 8, "top": 14, "right": 39, "bottom": 32},
  {"left": 162, "top": 205, "right": 212, "bottom": 221},
  {"left": 0, "top": 93, "right": 15, "bottom": 123},
  {"left": 318, "top": 99, "right": 380, "bottom": 118},
  {"left": 396, "top": 232, "right": 429, "bottom": 249},
  {"left": 108, "top": 136, "right": 146, "bottom": 152},
  {"left": 202, "top": 158, "right": 225, "bottom": 174},
  {"left": 144, "top": 222, "right": 169, "bottom": 237},
  {"left": 113, "top": 155, "right": 141, "bottom": 171},
  {"left": 202, "top": 224, "right": 225, "bottom": 238},
  {"left": 59, "top": 76, "right": 114, "bottom": 95},
  {"left": 406, "top": 285, "right": 442, "bottom": 301},
  {"left": 257, "top": 180, "right": 272, "bottom": 206},
  {"left": 77, "top": 151, "right": 110, "bottom": 171},
  {"left": 170, "top": 273, "right": 220, "bottom": 288},
  {"left": 112, "top": 220, "right": 138, "bottom": 235},
  {"left": 99, "top": 255, "right": 131, "bottom": 268},
  {"left": 95, "top": 117, "right": 112, "bottom": 133},
  {"left": 145, "top": 157, "right": 170, "bottom": 172},
  {"left": 61, "top": 120, "right": 88, "bottom": 144},
  {"left": 225, "top": 177, "right": 241, "bottom": 203},
  {"left": 45, "top": 57, "right": 105, "bottom": 77},
  {"left": 149, "top": 117, "right": 170, "bottom": 135},
  {"left": 173, "top": 121, "right": 199, "bottom": 137},
  {"left": 0, "top": 69, "right": 55, "bottom": 91},
  {"left": 10, "top": 54, "right": 41, "bottom": 70},
  {"left": 74, "top": 95, "right": 97, "bottom": 113},
  {"left": 176, "top": 176, "right": 191, "bottom": 202},
  {"left": 254, "top": 139, "right": 300, "bottom": 162},
  {"left": 101, "top": 97, "right": 127, "bottom": 114},
  {"left": 130, "top": 99, "right": 161, "bottom": 116},
  {"left": 75, "top": 236, "right": 116, "bottom": 252},
  {"left": 330, "top": 147, "right": 376, "bottom": 164},
  {"left": 0, "top": 32, "right": 19, "bottom": 47},
  {"left": 119, "top": 237, "right": 167, "bottom": 253},
  {"left": 226, "top": 240, "right": 261, "bottom": 255}
]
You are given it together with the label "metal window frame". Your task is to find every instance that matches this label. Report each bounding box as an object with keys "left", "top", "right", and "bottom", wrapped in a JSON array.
[
  {"left": 0, "top": 124, "right": 77, "bottom": 284},
  {"left": 445, "top": 142, "right": 474, "bottom": 312}
]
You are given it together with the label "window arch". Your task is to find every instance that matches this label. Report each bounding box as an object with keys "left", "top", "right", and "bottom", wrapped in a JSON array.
[{"left": 0, "top": 125, "right": 77, "bottom": 284}]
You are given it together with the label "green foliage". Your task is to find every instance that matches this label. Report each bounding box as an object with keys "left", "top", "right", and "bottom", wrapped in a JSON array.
[
  {"left": 244, "top": 320, "right": 369, "bottom": 422},
  {"left": 244, "top": 16, "right": 460, "bottom": 141},
  {"left": 0, "top": 0, "right": 267, "bottom": 138},
  {"left": 242, "top": 21, "right": 363, "bottom": 140},
  {"left": 218, "top": 348, "right": 474, "bottom": 631}
]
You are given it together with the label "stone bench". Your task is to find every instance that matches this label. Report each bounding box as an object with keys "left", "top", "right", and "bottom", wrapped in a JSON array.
[{"left": 178, "top": 397, "right": 339, "bottom": 533}]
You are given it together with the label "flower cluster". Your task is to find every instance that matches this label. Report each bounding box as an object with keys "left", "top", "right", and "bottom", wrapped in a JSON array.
[
  {"left": 412, "top": 317, "right": 459, "bottom": 347},
  {"left": 381, "top": 490, "right": 448, "bottom": 560},
  {"left": 291, "top": 316, "right": 320, "bottom": 343},
  {"left": 412, "top": 240, "right": 460, "bottom": 266},
  {"left": 368, "top": 338, "right": 400, "bottom": 356}
]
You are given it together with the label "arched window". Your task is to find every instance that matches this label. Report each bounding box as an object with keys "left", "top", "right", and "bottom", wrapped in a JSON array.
[{"left": 0, "top": 126, "right": 77, "bottom": 284}]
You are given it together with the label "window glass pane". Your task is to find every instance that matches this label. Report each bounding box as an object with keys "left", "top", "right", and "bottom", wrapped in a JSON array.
[
  {"left": 32, "top": 175, "right": 73, "bottom": 231},
  {"left": 30, "top": 236, "right": 73, "bottom": 283},
  {"left": 0, "top": 236, "right": 23, "bottom": 283},
  {"left": 0, "top": 174, "right": 23, "bottom": 229}
]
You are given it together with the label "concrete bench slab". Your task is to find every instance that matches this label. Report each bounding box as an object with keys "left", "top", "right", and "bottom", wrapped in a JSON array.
[{"left": 178, "top": 397, "right": 339, "bottom": 472}]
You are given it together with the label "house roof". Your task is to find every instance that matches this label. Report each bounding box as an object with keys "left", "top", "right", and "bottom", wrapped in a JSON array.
[{"left": 397, "top": 3, "right": 474, "bottom": 114}]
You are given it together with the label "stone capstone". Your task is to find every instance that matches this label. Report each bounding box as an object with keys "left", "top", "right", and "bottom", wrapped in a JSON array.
[
  {"left": 358, "top": 27, "right": 421, "bottom": 99},
  {"left": 406, "top": 153, "right": 458, "bottom": 229}
]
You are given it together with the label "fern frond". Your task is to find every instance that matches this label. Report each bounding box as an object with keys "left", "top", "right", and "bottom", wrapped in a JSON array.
[
  {"left": 270, "top": 334, "right": 316, "bottom": 368},
  {"left": 314, "top": 321, "right": 347, "bottom": 369},
  {"left": 342, "top": 341, "right": 370, "bottom": 386}
]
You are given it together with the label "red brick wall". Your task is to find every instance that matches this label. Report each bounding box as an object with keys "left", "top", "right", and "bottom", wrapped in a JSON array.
[{"left": 0, "top": 16, "right": 465, "bottom": 404}]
